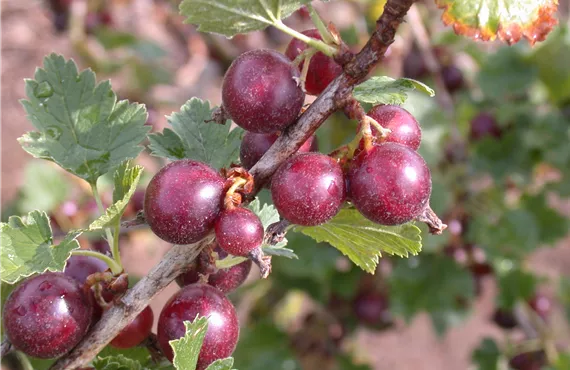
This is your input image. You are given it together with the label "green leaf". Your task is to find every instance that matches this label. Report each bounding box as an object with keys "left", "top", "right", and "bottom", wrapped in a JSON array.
[
  {"left": 179, "top": 0, "right": 309, "bottom": 38},
  {"left": 18, "top": 161, "right": 69, "bottom": 214},
  {"left": 521, "top": 194, "right": 569, "bottom": 245},
  {"left": 149, "top": 98, "right": 244, "bottom": 169},
  {"left": 296, "top": 209, "right": 422, "bottom": 273},
  {"left": 93, "top": 355, "right": 145, "bottom": 370},
  {"left": 552, "top": 352, "right": 570, "bottom": 370},
  {"left": 247, "top": 199, "right": 295, "bottom": 259},
  {"left": 476, "top": 46, "right": 538, "bottom": 100},
  {"left": 435, "top": 0, "right": 558, "bottom": 45},
  {"left": 1, "top": 282, "right": 17, "bottom": 322},
  {"left": 233, "top": 320, "right": 300, "bottom": 370},
  {"left": 469, "top": 209, "right": 539, "bottom": 260},
  {"left": 170, "top": 317, "right": 209, "bottom": 370},
  {"left": 205, "top": 358, "right": 235, "bottom": 370},
  {"left": 95, "top": 345, "right": 154, "bottom": 368},
  {"left": 88, "top": 161, "right": 143, "bottom": 230},
  {"left": 0, "top": 211, "right": 80, "bottom": 284},
  {"left": 353, "top": 76, "right": 435, "bottom": 106},
  {"left": 389, "top": 255, "right": 474, "bottom": 334},
  {"left": 94, "top": 28, "right": 138, "bottom": 50},
  {"left": 530, "top": 25, "right": 570, "bottom": 104},
  {"left": 496, "top": 268, "right": 537, "bottom": 310},
  {"left": 471, "top": 338, "right": 501, "bottom": 370},
  {"left": 18, "top": 54, "right": 150, "bottom": 184}
]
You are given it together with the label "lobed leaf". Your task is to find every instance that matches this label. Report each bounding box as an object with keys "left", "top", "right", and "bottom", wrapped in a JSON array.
[
  {"left": 205, "top": 358, "right": 235, "bottom": 370},
  {"left": 296, "top": 209, "right": 422, "bottom": 273},
  {"left": 179, "top": 0, "right": 310, "bottom": 38},
  {"left": 88, "top": 161, "right": 143, "bottom": 230},
  {"left": 496, "top": 268, "right": 538, "bottom": 310},
  {"left": 471, "top": 338, "right": 501, "bottom": 370},
  {"left": 93, "top": 355, "right": 146, "bottom": 370},
  {"left": 353, "top": 76, "right": 434, "bottom": 106},
  {"left": 435, "top": 0, "right": 558, "bottom": 46},
  {"left": 170, "top": 317, "right": 209, "bottom": 370},
  {"left": 149, "top": 98, "right": 244, "bottom": 169},
  {"left": 247, "top": 199, "right": 294, "bottom": 258},
  {"left": 0, "top": 211, "right": 80, "bottom": 284},
  {"left": 19, "top": 54, "right": 149, "bottom": 184}
]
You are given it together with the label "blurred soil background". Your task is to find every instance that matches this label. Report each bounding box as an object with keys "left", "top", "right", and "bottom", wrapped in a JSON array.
[{"left": 2, "top": 0, "right": 570, "bottom": 369}]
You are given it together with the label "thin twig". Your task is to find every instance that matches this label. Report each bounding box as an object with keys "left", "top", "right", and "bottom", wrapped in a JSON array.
[{"left": 51, "top": 1, "right": 418, "bottom": 367}]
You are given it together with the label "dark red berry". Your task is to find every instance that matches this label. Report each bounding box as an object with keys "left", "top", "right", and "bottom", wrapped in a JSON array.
[
  {"left": 469, "top": 112, "right": 501, "bottom": 141},
  {"left": 176, "top": 259, "right": 252, "bottom": 294},
  {"left": 271, "top": 153, "right": 346, "bottom": 226},
  {"left": 402, "top": 49, "right": 428, "bottom": 80},
  {"left": 130, "top": 189, "right": 146, "bottom": 214},
  {"left": 492, "top": 309, "right": 517, "bottom": 329},
  {"left": 145, "top": 160, "right": 224, "bottom": 245},
  {"left": 90, "top": 239, "right": 111, "bottom": 255},
  {"left": 64, "top": 255, "right": 109, "bottom": 285},
  {"left": 353, "top": 291, "right": 391, "bottom": 327},
  {"left": 222, "top": 49, "right": 305, "bottom": 133},
  {"left": 367, "top": 105, "right": 422, "bottom": 150},
  {"left": 215, "top": 207, "right": 264, "bottom": 257},
  {"left": 239, "top": 131, "right": 318, "bottom": 170},
  {"left": 3, "top": 272, "right": 93, "bottom": 359},
  {"left": 348, "top": 143, "right": 431, "bottom": 225},
  {"left": 528, "top": 294, "right": 551, "bottom": 321},
  {"left": 110, "top": 306, "right": 154, "bottom": 349},
  {"left": 441, "top": 65, "right": 464, "bottom": 93},
  {"left": 157, "top": 284, "right": 239, "bottom": 369},
  {"left": 285, "top": 29, "right": 343, "bottom": 95},
  {"left": 64, "top": 254, "right": 109, "bottom": 321},
  {"left": 508, "top": 351, "right": 546, "bottom": 370}
]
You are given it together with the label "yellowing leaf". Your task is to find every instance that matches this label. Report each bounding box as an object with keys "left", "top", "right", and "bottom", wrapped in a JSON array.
[{"left": 436, "top": 0, "right": 558, "bottom": 46}]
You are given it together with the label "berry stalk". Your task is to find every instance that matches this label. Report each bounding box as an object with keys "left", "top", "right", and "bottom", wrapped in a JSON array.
[
  {"left": 90, "top": 182, "right": 121, "bottom": 267},
  {"left": 70, "top": 249, "right": 122, "bottom": 275}
]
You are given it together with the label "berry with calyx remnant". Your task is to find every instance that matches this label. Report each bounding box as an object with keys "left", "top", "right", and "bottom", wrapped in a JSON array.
[
  {"left": 367, "top": 104, "right": 422, "bottom": 150},
  {"left": 348, "top": 143, "right": 431, "bottom": 225}
]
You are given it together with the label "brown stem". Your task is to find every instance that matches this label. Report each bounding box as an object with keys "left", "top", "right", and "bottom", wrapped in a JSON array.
[
  {"left": 121, "top": 211, "right": 146, "bottom": 228},
  {"left": 248, "top": 247, "right": 272, "bottom": 279},
  {"left": 1, "top": 337, "right": 12, "bottom": 357},
  {"left": 249, "top": 0, "right": 416, "bottom": 190},
  {"left": 141, "top": 333, "right": 166, "bottom": 363},
  {"left": 49, "top": 240, "right": 209, "bottom": 369},
  {"left": 264, "top": 219, "right": 292, "bottom": 246},
  {"left": 51, "top": 0, "right": 418, "bottom": 367},
  {"left": 415, "top": 205, "right": 447, "bottom": 235}
]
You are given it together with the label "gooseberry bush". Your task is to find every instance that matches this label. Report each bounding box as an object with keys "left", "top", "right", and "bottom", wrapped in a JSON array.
[{"left": 2, "top": 0, "right": 569, "bottom": 369}]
